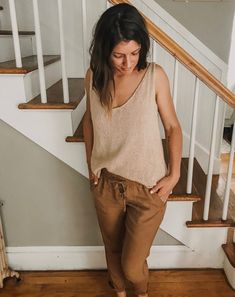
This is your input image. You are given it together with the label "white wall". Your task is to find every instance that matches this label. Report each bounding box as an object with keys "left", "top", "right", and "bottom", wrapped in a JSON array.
[{"left": 154, "top": 0, "right": 235, "bottom": 64}]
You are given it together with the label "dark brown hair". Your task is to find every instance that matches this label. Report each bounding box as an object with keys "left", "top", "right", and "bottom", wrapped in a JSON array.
[{"left": 89, "top": 3, "right": 150, "bottom": 116}]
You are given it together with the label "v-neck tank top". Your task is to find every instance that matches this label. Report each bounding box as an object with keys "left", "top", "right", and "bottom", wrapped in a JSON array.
[{"left": 89, "top": 62, "right": 168, "bottom": 188}]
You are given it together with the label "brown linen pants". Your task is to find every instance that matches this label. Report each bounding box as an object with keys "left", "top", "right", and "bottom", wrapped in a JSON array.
[{"left": 90, "top": 168, "right": 167, "bottom": 295}]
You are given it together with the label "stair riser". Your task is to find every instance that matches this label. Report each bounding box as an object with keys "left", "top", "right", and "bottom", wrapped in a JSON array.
[
  {"left": 224, "top": 257, "right": 235, "bottom": 289},
  {"left": 71, "top": 95, "right": 86, "bottom": 134},
  {"left": 24, "top": 60, "right": 62, "bottom": 102},
  {"left": 0, "top": 36, "right": 34, "bottom": 63}
]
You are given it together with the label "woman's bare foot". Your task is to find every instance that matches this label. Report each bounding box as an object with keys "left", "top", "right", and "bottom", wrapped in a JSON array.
[{"left": 116, "top": 290, "right": 126, "bottom": 297}]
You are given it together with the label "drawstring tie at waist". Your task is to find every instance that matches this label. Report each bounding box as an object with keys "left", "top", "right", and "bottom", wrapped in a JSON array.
[
  {"left": 101, "top": 168, "right": 127, "bottom": 212},
  {"left": 110, "top": 180, "right": 127, "bottom": 212}
]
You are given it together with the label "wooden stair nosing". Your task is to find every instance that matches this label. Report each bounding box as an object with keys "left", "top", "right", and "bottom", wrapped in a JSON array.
[
  {"left": 168, "top": 194, "right": 201, "bottom": 202},
  {"left": 0, "top": 30, "right": 35, "bottom": 36},
  {"left": 66, "top": 116, "right": 84, "bottom": 142},
  {"left": 0, "top": 55, "right": 61, "bottom": 74},
  {"left": 222, "top": 243, "right": 235, "bottom": 268},
  {"left": 186, "top": 219, "right": 235, "bottom": 228},
  {"left": 18, "top": 102, "right": 77, "bottom": 110},
  {"left": 66, "top": 135, "right": 83, "bottom": 142}
]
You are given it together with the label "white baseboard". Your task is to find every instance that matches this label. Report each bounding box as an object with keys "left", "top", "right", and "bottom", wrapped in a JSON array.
[{"left": 6, "top": 245, "right": 224, "bottom": 271}]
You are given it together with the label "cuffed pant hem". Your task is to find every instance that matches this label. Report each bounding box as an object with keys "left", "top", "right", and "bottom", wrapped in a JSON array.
[
  {"left": 132, "top": 279, "right": 149, "bottom": 296},
  {"left": 108, "top": 280, "right": 126, "bottom": 292}
]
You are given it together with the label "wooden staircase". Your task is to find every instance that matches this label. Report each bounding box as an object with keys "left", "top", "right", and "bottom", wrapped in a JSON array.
[
  {"left": 0, "top": 50, "right": 231, "bottom": 228},
  {"left": 0, "top": 52, "right": 234, "bottom": 225}
]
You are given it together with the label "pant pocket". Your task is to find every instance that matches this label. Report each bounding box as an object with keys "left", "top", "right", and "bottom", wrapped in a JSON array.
[
  {"left": 152, "top": 192, "right": 166, "bottom": 205},
  {"left": 143, "top": 186, "right": 165, "bottom": 206}
]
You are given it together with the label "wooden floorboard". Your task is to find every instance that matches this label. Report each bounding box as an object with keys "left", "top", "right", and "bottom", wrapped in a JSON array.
[{"left": 0, "top": 269, "right": 234, "bottom": 297}]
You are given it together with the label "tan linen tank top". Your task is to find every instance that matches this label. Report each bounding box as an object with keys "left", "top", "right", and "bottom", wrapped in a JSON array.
[{"left": 89, "top": 62, "right": 168, "bottom": 188}]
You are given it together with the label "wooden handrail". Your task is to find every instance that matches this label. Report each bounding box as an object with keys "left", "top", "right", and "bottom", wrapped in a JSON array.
[{"left": 109, "top": 0, "right": 235, "bottom": 108}]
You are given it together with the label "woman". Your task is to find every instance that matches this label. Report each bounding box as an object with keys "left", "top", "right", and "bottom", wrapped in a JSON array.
[{"left": 83, "top": 3, "right": 182, "bottom": 297}]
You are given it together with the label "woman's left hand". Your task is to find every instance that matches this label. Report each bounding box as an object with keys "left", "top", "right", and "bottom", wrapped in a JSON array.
[{"left": 149, "top": 174, "right": 180, "bottom": 204}]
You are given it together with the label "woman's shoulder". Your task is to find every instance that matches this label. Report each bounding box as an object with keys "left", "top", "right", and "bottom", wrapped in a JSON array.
[
  {"left": 84, "top": 68, "right": 93, "bottom": 91},
  {"left": 152, "top": 63, "right": 170, "bottom": 94},
  {"left": 85, "top": 68, "right": 92, "bottom": 82},
  {"left": 152, "top": 62, "right": 166, "bottom": 76}
]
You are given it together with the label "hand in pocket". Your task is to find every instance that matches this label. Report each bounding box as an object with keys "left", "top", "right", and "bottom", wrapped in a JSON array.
[{"left": 89, "top": 169, "right": 99, "bottom": 186}]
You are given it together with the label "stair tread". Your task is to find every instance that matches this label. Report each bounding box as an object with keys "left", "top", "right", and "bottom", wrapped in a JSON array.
[
  {"left": 186, "top": 157, "right": 235, "bottom": 224},
  {"left": 0, "top": 55, "right": 61, "bottom": 74},
  {"left": 18, "top": 78, "right": 85, "bottom": 110},
  {"left": 186, "top": 219, "right": 235, "bottom": 228},
  {"left": 0, "top": 29, "right": 35, "bottom": 36},
  {"left": 222, "top": 243, "right": 235, "bottom": 267}
]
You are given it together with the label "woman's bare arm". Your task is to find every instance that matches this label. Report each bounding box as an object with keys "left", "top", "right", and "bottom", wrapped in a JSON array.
[
  {"left": 151, "top": 64, "right": 183, "bottom": 199},
  {"left": 83, "top": 69, "right": 96, "bottom": 182}
]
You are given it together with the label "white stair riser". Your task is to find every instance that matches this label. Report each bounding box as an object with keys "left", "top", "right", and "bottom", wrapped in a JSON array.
[
  {"left": 0, "top": 36, "right": 34, "bottom": 62},
  {"left": 71, "top": 95, "right": 86, "bottom": 134},
  {"left": 24, "top": 60, "right": 62, "bottom": 102},
  {"left": 224, "top": 257, "right": 235, "bottom": 289}
]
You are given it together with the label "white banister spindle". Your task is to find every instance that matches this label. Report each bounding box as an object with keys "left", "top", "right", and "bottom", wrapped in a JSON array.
[
  {"left": 149, "top": 38, "right": 154, "bottom": 62},
  {"left": 9, "top": 0, "right": 22, "bottom": 67},
  {"left": 153, "top": 40, "right": 157, "bottom": 62},
  {"left": 222, "top": 116, "right": 235, "bottom": 220},
  {"left": 57, "top": 0, "right": 69, "bottom": 103},
  {"left": 32, "top": 0, "right": 47, "bottom": 103},
  {"left": 187, "top": 77, "right": 200, "bottom": 194},
  {"left": 203, "top": 96, "right": 220, "bottom": 220},
  {"left": 172, "top": 59, "right": 179, "bottom": 109},
  {"left": 82, "top": 0, "right": 88, "bottom": 74}
]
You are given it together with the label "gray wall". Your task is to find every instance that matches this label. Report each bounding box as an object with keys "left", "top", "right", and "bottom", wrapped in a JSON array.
[
  {"left": 154, "top": 0, "right": 235, "bottom": 63},
  {"left": 0, "top": 120, "right": 101, "bottom": 246},
  {"left": 0, "top": 120, "right": 181, "bottom": 247}
]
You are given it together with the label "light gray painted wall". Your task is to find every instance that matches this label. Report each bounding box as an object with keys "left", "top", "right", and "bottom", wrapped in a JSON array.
[
  {"left": 154, "top": 0, "right": 235, "bottom": 63},
  {"left": 0, "top": 119, "right": 181, "bottom": 247}
]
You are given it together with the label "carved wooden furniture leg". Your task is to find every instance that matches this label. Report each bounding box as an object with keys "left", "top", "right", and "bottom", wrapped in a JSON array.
[{"left": 0, "top": 202, "right": 20, "bottom": 288}]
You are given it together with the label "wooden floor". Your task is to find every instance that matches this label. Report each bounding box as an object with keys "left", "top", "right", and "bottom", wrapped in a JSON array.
[{"left": 0, "top": 269, "right": 235, "bottom": 297}]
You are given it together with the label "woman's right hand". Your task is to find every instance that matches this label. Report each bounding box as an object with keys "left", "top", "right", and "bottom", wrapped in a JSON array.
[{"left": 89, "top": 168, "right": 99, "bottom": 186}]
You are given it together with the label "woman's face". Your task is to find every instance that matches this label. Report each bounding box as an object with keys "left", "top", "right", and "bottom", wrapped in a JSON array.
[{"left": 110, "top": 40, "right": 141, "bottom": 75}]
